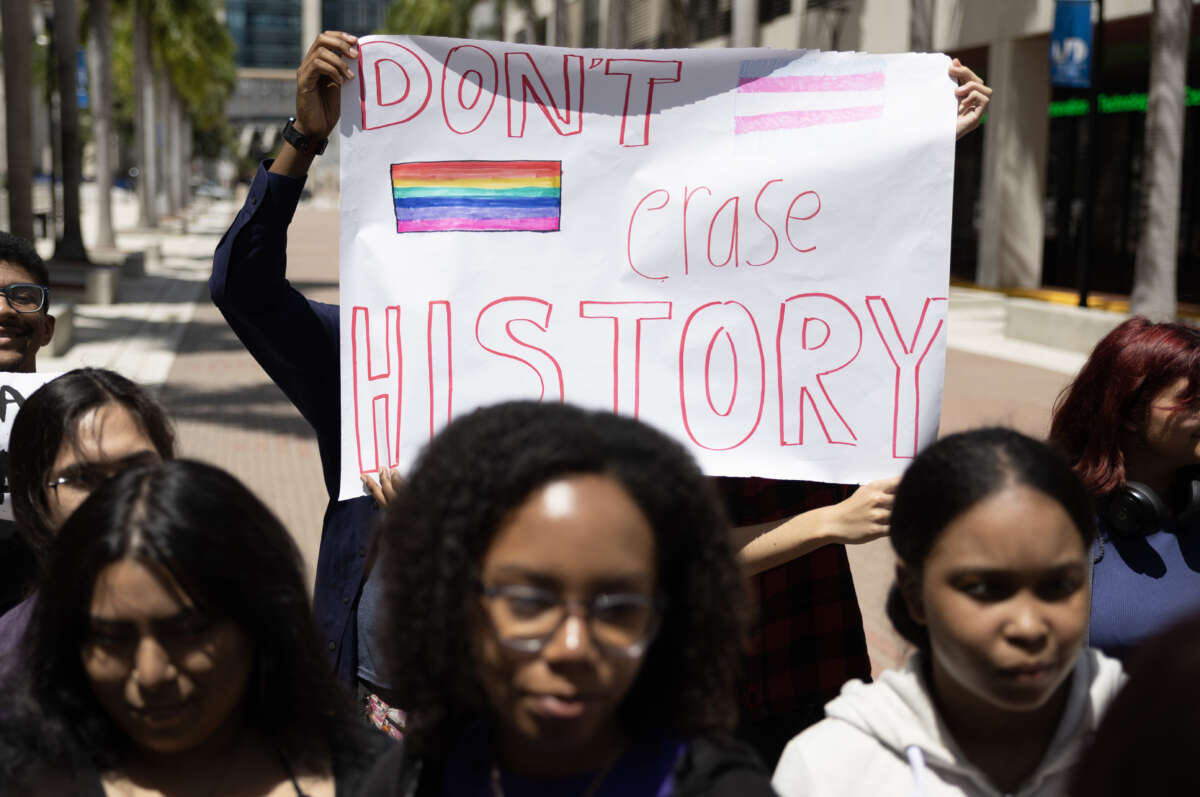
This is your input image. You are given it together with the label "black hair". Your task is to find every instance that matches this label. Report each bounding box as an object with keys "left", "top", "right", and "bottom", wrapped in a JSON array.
[
  {"left": 1069, "top": 611, "right": 1200, "bottom": 795},
  {"left": 379, "top": 400, "right": 746, "bottom": 758},
  {"left": 885, "top": 427, "right": 1097, "bottom": 650},
  {"left": 0, "top": 460, "right": 362, "bottom": 782},
  {"left": 0, "top": 231, "right": 50, "bottom": 296},
  {"left": 9, "top": 367, "right": 176, "bottom": 572}
]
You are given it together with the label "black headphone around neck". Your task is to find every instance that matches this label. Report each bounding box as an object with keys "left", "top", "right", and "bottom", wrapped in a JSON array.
[{"left": 1101, "top": 473, "right": 1200, "bottom": 536}]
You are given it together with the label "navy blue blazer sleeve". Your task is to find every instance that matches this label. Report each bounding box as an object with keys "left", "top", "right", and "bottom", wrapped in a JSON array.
[{"left": 210, "top": 162, "right": 343, "bottom": 498}]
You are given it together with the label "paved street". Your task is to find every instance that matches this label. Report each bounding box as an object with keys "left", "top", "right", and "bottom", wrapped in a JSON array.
[{"left": 41, "top": 188, "right": 1095, "bottom": 676}]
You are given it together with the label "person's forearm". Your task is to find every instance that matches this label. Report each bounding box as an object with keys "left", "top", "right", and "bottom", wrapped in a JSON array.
[
  {"left": 735, "top": 506, "right": 836, "bottom": 576},
  {"left": 269, "top": 139, "right": 317, "bottom": 179}
]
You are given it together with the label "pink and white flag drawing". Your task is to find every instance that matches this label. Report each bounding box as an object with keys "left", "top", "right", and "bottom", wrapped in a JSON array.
[{"left": 734, "top": 55, "right": 887, "bottom": 135}]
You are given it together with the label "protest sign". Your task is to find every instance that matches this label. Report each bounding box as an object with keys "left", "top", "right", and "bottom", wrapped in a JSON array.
[
  {"left": 0, "top": 372, "right": 60, "bottom": 522},
  {"left": 337, "top": 37, "right": 957, "bottom": 500}
]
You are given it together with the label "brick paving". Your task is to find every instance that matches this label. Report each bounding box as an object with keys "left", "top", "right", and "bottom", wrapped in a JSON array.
[{"left": 158, "top": 205, "right": 341, "bottom": 589}]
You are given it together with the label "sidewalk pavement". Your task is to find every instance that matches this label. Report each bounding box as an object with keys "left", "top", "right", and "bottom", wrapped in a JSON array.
[{"left": 41, "top": 189, "right": 1108, "bottom": 672}]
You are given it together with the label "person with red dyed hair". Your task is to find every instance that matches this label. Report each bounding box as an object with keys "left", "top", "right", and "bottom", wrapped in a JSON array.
[{"left": 1048, "top": 317, "right": 1200, "bottom": 661}]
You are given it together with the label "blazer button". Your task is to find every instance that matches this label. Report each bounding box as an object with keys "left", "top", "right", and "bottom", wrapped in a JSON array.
[{"left": 328, "top": 641, "right": 336, "bottom": 651}]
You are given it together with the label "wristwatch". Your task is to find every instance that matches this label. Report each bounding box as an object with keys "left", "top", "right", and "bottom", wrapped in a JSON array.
[{"left": 281, "top": 117, "right": 328, "bottom": 156}]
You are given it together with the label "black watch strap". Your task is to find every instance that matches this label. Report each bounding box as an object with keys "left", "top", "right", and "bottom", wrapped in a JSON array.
[{"left": 282, "top": 117, "right": 328, "bottom": 156}]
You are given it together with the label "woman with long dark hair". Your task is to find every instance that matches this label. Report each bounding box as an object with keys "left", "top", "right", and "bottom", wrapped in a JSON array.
[
  {"left": 773, "top": 428, "right": 1125, "bottom": 796},
  {"left": 0, "top": 460, "right": 388, "bottom": 794},
  {"left": 1048, "top": 317, "right": 1200, "bottom": 661},
  {"left": 0, "top": 368, "right": 175, "bottom": 665},
  {"left": 359, "top": 400, "right": 772, "bottom": 795}
]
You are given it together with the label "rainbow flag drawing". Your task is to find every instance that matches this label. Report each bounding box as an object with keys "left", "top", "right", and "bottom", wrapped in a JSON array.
[{"left": 391, "top": 161, "right": 562, "bottom": 233}]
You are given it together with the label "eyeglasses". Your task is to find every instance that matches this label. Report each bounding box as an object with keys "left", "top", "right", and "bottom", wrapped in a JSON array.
[
  {"left": 47, "top": 453, "right": 161, "bottom": 496},
  {"left": 480, "top": 583, "right": 660, "bottom": 657},
  {"left": 0, "top": 283, "right": 48, "bottom": 313}
]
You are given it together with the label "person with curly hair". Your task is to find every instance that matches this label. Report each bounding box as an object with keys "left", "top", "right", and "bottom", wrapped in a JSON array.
[
  {"left": 0, "top": 460, "right": 390, "bottom": 794},
  {"left": 773, "top": 428, "right": 1124, "bottom": 797},
  {"left": 357, "top": 400, "right": 773, "bottom": 796},
  {"left": 1048, "top": 317, "right": 1200, "bottom": 661}
]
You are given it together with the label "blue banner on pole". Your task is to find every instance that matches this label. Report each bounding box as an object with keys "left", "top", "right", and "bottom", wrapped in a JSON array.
[
  {"left": 1050, "top": 0, "right": 1093, "bottom": 88},
  {"left": 77, "top": 48, "right": 88, "bottom": 108}
]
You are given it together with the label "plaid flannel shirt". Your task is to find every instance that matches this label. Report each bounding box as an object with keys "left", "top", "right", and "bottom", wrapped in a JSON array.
[{"left": 714, "top": 477, "right": 871, "bottom": 723}]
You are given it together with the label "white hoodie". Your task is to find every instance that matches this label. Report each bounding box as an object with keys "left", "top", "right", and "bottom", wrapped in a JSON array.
[{"left": 772, "top": 649, "right": 1125, "bottom": 797}]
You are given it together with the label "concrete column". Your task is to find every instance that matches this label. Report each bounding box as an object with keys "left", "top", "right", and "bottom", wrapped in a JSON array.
[
  {"left": 607, "top": 0, "right": 626, "bottom": 48},
  {"left": 1131, "top": 0, "right": 1191, "bottom": 321},
  {"left": 731, "top": 0, "right": 759, "bottom": 47},
  {"left": 792, "top": 1, "right": 808, "bottom": 48},
  {"left": 598, "top": 0, "right": 611, "bottom": 46},
  {"left": 302, "top": 0, "right": 320, "bottom": 57},
  {"left": 976, "top": 35, "right": 1050, "bottom": 289}
]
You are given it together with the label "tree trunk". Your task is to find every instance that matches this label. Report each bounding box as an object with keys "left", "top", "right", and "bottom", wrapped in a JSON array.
[
  {"left": 1131, "top": 0, "right": 1191, "bottom": 320},
  {"left": 1, "top": 0, "right": 34, "bottom": 240},
  {"left": 731, "top": 0, "right": 759, "bottom": 47},
  {"left": 52, "top": 0, "right": 88, "bottom": 262},
  {"left": 909, "top": 0, "right": 934, "bottom": 51},
  {"left": 181, "top": 112, "right": 192, "bottom": 209},
  {"left": 161, "top": 76, "right": 179, "bottom": 218},
  {"left": 133, "top": 0, "right": 157, "bottom": 228},
  {"left": 88, "top": 0, "right": 116, "bottom": 249},
  {"left": 47, "top": 56, "right": 60, "bottom": 242},
  {"left": 170, "top": 91, "right": 186, "bottom": 214}
]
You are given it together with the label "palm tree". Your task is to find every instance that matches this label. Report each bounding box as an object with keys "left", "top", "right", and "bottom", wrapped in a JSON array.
[
  {"left": 52, "top": 0, "right": 89, "bottom": 263},
  {"left": 1131, "top": 0, "right": 1191, "bottom": 320},
  {"left": 88, "top": 0, "right": 117, "bottom": 249},
  {"left": 1, "top": 0, "right": 35, "bottom": 239},
  {"left": 153, "top": 0, "right": 235, "bottom": 214},
  {"left": 132, "top": 0, "right": 157, "bottom": 228}
]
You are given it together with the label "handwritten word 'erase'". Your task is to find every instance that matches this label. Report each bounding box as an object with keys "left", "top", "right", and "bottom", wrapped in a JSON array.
[
  {"left": 360, "top": 41, "right": 682, "bottom": 147},
  {"left": 628, "top": 180, "right": 820, "bottom": 280}
]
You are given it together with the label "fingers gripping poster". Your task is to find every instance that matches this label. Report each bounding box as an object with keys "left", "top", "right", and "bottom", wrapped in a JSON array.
[{"left": 337, "top": 36, "right": 956, "bottom": 500}]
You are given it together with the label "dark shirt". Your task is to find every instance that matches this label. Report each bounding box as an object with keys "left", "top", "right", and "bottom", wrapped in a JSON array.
[
  {"left": 210, "top": 162, "right": 376, "bottom": 687},
  {"left": 357, "top": 728, "right": 773, "bottom": 797},
  {"left": 713, "top": 477, "right": 871, "bottom": 723},
  {"left": 0, "top": 593, "right": 35, "bottom": 686},
  {"left": 1090, "top": 515, "right": 1200, "bottom": 661},
  {"left": 0, "top": 520, "right": 36, "bottom": 617},
  {"left": 59, "top": 721, "right": 391, "bottom": 797}
]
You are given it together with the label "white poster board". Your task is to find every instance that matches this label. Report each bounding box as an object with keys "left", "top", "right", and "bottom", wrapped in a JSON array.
[
  {"left": 0, "top": 372, "right": 60, "bottom": 522},
  {"left": 337, "top": 37, "right": 956, "bottom": 500}
]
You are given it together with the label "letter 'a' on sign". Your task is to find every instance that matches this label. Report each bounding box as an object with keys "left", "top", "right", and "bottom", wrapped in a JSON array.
[{"left": 338, "top": 36, "right": 957, "bottom": 497}]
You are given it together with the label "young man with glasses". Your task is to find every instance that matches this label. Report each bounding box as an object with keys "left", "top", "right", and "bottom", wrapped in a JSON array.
[
  {"left": 0, "top": 233, "right": 55, "bottom": 374},
  {"left": 0, "top": 232, "right": 55, "bottom": 616}
]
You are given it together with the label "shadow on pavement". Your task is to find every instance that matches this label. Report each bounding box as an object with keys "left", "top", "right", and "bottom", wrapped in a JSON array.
[{"left": 160, "top": 381, "right": 317, "bottom": 440}]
